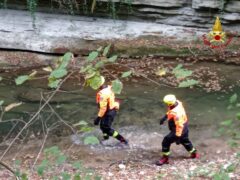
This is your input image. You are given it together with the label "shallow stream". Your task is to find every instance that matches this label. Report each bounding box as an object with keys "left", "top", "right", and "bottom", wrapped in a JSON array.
[{"left": 0, "top": 62, "right": 239, "bottom": 146}]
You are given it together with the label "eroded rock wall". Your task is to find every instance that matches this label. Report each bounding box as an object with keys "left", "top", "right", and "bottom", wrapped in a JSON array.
[
  {"left": 4, "top": 0, "right": 240, "bottom": 30},
  {"left": 94, "top": 0, "right": 240, "bottom": 30}
]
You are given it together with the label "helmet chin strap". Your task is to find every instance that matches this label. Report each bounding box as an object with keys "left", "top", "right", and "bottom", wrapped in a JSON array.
[
  {"left": 99, "top": 84, "right": 108, "bottom": 90},
  {"left": 168, "top": 101, "right": 178, "bottom": 110}
]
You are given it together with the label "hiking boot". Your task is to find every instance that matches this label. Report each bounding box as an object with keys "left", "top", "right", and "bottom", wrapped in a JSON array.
[
  {"left": 155, "top": 155, "right": 169, "bottom": 166},
  {"left": 190, "top": 152, "right": 200, "bottom": 159},
  {"left": 103, "top": 134, "right": 109, "bottom": 140},
  {"left": 120, "top": 139, "right": 129, "bottom": 146}
]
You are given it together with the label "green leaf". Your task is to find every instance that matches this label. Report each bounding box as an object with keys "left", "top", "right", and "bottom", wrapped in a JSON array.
[
  {"left": 213, "top": 172, "right": 230, "bottom": 180},
  {"left": 73, "top": 120, "right": 88, "bottom": 127},
  {"left": 61, "top": 172, "right": 71, "bottom": 180},
  {"left": 56, "top": 155, "right": 67, "bottom": 165},
  {"left": 88, "top": 75, "right": 102, "bottom": 90},
  {"left": 172, "top": 64, "right": 192, "bottom": 79},
  {"left": 59, "top": 52, "right": 73, "bottom": 69},
  {"left": 74, "top": 175, "right": 81, "bottom": 180},
  {"left": 0, "top": 100, "right": 4, "bottom": 106},
  {"left": 15, "top": 159, "right": 21, "bottom": 166},
  {"left": 85, "top": 71, "right": 97, "bottom": 79},
  {"left": 0, "top": 77, "right": 2, "bottom": 81},
  {"left": 225, "top": 163, "right": 236, "bottom": 173},
  {"left": 97, "top": 46, "right": 103, "bottom": 52},
  {"left": 173, "top": 64, "right": 183, "bottom": 72},
  {"left": 44, "top": 146, "right": 61, "bottom": 157},
  {"left": 80, "top": 64, "right": 93, "bottom": 73},
  {"left": 37, "top": 159, "right": 48, "bottom": 176},
  {"left": 15, "top": 75, "right": 30, "bottom": 85},
  {"left": 178, "top": 79, "right": 199, "bottom": 88},
  {"left": 174, "top": 69, "right": 192, "bottom": 79},
  {"left": 87, "top": 51, "right": 98, "bottom": 62},
  {"left": 103, "top": 44, "right": 111, "bottom": 56},
  {"left": 229, "top": 93, "right": 238, "bottom": 104},
  {"left": 91, "top": 0, "right": 96, "bottom": 13},
  {"left": 108, "top": 55, "right": 118, "bottom": 63},
  {"left": 112, "top": 79, "right": 123, "bottom": 94},
  {"left": 50, "top": 68, "right": 67, "bottom": 79},
  {"left": 121, "top": 71, "right": 132, "bottom": 78},
  {"left": 21, "top": 173, "right": 28, "bottom": 180},
  {"left": 94, "top": 176, "right": 102, "bottom": 180},
  {"left": 220, "top": 119, "right": 232, "bottom": 126},
  {"left": 228, "top": 140, "right": 238, "bottom": 148},
  {"left": 73, "top": 161, "right": 82, "bottom": 170},
  {"left": 48, "top": 79, "right": 61, "bottom": 88},
  {"left": 83, "top": 136, "right": 100, "bottom": 145},
  {"left": 95, "top": 61, "right": 105, "bottom": 69},
  {"left": 236, "top": 112, "right": 240, "bottom": 120},
  {"left": 83, "top": 175, "right": 92, "bottom": 180},
  {"left": 80, "top": 126, "right": 93, "bottom": 133}
]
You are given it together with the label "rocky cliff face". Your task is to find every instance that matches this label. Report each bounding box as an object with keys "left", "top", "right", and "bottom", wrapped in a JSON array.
[
  {"left": 94, "top": 0, "right": 240, "bottom": 31},
  {"left": 4, "top": 0, "right": 240, "bottom": 30},
  {"left": 0, "top": 0, "right": 239, "bottom": 54}
]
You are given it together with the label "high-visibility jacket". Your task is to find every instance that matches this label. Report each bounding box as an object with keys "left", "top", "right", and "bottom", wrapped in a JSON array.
[
  {"left": 96, "top": 85, "right": 119, "bottom": 117},
  {"left": 167, "top": 100, "right": 188, "bottom": 137}
]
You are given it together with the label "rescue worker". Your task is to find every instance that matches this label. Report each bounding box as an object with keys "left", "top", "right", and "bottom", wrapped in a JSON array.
[
  {"left": 156, "top": 94, "right": 199, "bottom": 166},
  {"left": 94, "top": 76, "right": 128, "bottom": 145}
]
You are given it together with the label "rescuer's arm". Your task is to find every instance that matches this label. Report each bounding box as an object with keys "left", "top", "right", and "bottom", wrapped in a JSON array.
[
  {"left": 94, "top": 95, "right": 108, "bottom": 125},
  {"left": 94, "top": 117, "right": 101, "bottom": 125},
  {"left": 159, "top": 114, "right": 168, "bottom": 125}
]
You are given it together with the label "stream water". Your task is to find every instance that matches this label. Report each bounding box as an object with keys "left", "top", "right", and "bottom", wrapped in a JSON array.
[{"left": 0, "top": 62, "right": 239, "bottom": 149}]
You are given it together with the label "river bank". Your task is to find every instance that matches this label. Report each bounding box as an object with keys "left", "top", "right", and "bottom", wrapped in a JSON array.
[
  {"left": 0, "top": 126, "right": 239, "bottom": 179},
  {"left": 0, "top": 9, "right": 240, "bottom": 180}
]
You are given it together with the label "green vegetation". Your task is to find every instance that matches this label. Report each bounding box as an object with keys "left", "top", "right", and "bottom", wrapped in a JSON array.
[
  {"left": 0, "top": 0, "right": 133, "bottom": 26},
  {"left": 15, "top": 44, "right": 125, "bottom": 94},
  {"left": 217, "top": 93, "right": 240, "bottom": 147},
  {"left": 15, "top": 146, "right": 100, "bottom": 179}
]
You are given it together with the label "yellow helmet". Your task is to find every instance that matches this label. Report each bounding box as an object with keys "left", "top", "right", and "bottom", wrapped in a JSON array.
[
  {"left": 99, "top": 76, "right": 105, "bottom": 86},
  {"left": 163, "top": 94, "right": 177, "bottom": 106}
]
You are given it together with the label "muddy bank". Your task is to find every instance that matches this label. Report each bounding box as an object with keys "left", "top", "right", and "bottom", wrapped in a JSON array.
[
  {"left": 0, "top": 127, "right": 239, "bottom": 179},
  {"left": 1, "top": 50, "right": 240, "bottom": 94}
]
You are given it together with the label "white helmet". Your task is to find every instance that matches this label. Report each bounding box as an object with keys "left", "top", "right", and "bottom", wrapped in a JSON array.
[
  {"left": 99, "top": 76, "right": 105, "bottom": 86},
  {"left": 163, "top": 94, "right": 177, "bottom": 106}
]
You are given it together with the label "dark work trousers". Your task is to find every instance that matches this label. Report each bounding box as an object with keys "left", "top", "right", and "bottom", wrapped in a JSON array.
[
  {"left": 162, "top": 129, "right": 193, "bottom": 153},
  {"left": 100, "top": 109, "right": 117, "bottom": 136}
]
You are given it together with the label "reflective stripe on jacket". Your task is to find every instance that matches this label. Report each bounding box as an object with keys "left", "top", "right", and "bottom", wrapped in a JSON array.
[
  {"left": 167, "top": 100, "right": 188, "bottom": 137},
  {"left": 96, "top": 85, "right": 119, "bottom": 117}
]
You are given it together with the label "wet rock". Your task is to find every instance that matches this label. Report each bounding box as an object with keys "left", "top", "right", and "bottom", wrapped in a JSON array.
[
  {"left": 225, "top": 1, "right": 240, "bottom": 13},
  {"left": 99, "top": 0, "right": 186, "bottom": 7},
  {"left": 192, "top": 0, "right": 221, "bottom": 9},
  {"left": 118, "top": 164, "right": 126, "bottom": 170},
  {"left": 223, "top": 13, "right": 240, "bottom": 21}
]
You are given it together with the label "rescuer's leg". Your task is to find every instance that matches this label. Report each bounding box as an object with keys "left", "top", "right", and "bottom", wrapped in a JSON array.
[
  {"left": 156, "top": 132, "right": 175, "bottom": 166},
  {"left": 181, "top": 131, "right": 199, "bottom": 159}
]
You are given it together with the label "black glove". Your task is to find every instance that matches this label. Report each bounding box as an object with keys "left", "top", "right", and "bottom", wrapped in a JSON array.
[
  {"left": 159, "top": 115, "right": 167, "bottom": 125},
  {"left": 175, "top": 136, "right": 181, "bottom": 145},
  {"left": 94, "top": 117, "right": 101, "bottom": 125}
]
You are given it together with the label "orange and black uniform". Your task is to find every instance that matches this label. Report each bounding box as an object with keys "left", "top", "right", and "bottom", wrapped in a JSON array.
[
  {"left": 96, "top": 85, "right": 127, "bottom": 143},
  {"left": 161, "top": 100, "right": 195, "bottom": 154}
]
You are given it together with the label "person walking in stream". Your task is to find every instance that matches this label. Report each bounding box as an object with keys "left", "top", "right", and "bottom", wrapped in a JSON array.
[
  {"left": 94, "top": 76, "right": 128, "bottom": 145},
  {"left": 156, "top": 94, "right": 199, "bottom": 166}
]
